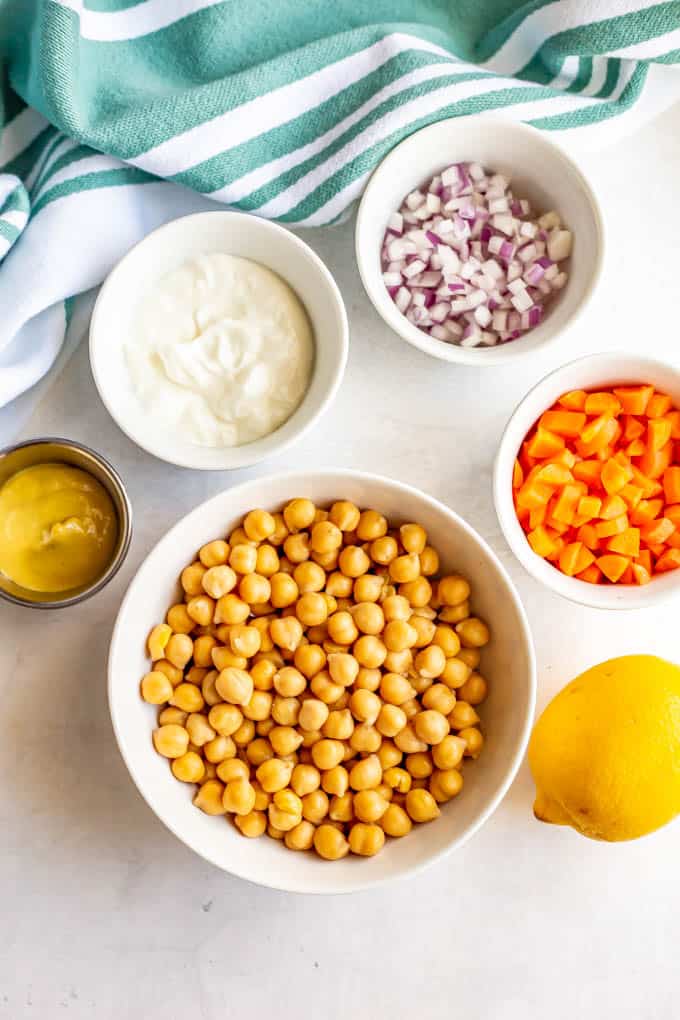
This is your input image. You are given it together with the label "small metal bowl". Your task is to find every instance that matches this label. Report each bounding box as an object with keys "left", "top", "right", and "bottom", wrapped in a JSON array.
[{"left": 0, "top": 437, "right": 132, "bottom": 609}]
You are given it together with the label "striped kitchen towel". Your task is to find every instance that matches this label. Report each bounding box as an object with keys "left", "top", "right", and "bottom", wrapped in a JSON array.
[{"left": 0, "top": 0, "right": 679, "bottom": 433}]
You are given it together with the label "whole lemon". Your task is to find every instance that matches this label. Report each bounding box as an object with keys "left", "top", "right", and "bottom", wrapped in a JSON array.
[{"left": 529, "top": 655, "right": 680, "bottom": 841}]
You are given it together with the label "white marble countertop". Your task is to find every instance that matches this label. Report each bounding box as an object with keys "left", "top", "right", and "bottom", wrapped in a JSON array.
[{"left": 3, "top": 103, "right": 680, "bottom": 1019}]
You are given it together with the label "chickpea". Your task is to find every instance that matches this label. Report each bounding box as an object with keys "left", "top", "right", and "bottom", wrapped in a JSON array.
[
  {"left": 170, "top": 683, "right": 204, "bottom": 713},
  {"left": 185, "top": 713, "right": 216, "bottom": 748},
  {"left": 285, "top": 819, "right": 316, "bottom": 851},
  {"left": 458, "top": 673, "right": 488, "bottom": 705},
  {"left": 312, "top": 548, "right": 339, "bottom": 572},
  {"left": 353, "top": 790, "right": 389, "bottom": 823},
  {"left": 438, "top": 575, "right": 471, "bottom": 606},
  {"left": 409, "top": 615, "right": 436, "bottom": 648},
  {"left": 351, "top": 602, "right": 384, "bottom": 635},
  {"left": 380, "top": 672, "right": 415, "bottom": 706},
  {"left": 383, "top": 766, "right": 411, "bottom": 794},
  {"left": 349, "top": 688, "right": 381, "bottom": 724},
  {"left": 369, "top": 535, "right": 398, "bottom": 565},
  {"left": 235, "top": 810, "right": 267, "bottom": 838},
  {"left": 352, "top": 575, "right": 384, "bottom": 604},
  {"left": 283, "top": 498, "right": 316, "bottom": 533},
  {"left": 398, "top": 523, "right": 425, "bottom": 554},
  {"left": 378, "top": 741, "right": 403, "bottom": 771},
  {"left": 394, "top": 723, "right": 428, "bottom": 754},
  {"left": 256, "top": 757, "right": 294, "bottom": 793},
  {"left": 192, "top": 634, "right": 216, "bottom": 668},
  {"left": 354, "top": 636, "right": 387, "bottom": 669},
  {"left": 221, "top": 778, "right": 256, "bottom": 816},
  {"left": 147, "top": 623, "right": 172, "bottom": 661},
  {"left": 242, "top": 509, "right": 275, "bottom": 543},
  {"left": 457, "top": 647, "right": 481, "bottom": 670},
  {"left": 311, "top": 738, "right": 345, "bottom": 771},
  {"left": 204, "top": 735, "right": 236, "bottom": 764},
  {"left": 383, "top": 619, "right": 417, "bottom": 652},
  {"left": 269, "top": 572, "right": 299, "bottom": 609},
  {"left": 293, "top": 560, "right": 326, "bottom": 594},
  {"left": 329, "top": 792, "right": 354, "bottom": 822},
  {"left": 271, "top": 667, "right": 305, "bottom": 699},
  {"left": 413, "top": 709, "right": 449, "bottom": 746},
  {"left": 199, "top": 540, "right": 230, "bottom": 568},
  {"left": 310, "top": 520, "right": 342, "bottom": 555},
  {"left": 381, "top": 803, "right": 412, "bottom": 837},
  {"left": 158, "top": 706, "right": 187, "bottom": 727},
  {"left": 294, "top": 643, "right": 326, "bottom": 679},
  {"left": 348, "top": 822, "right": 384, "bottom": 856},
  {"left": 215, "top": 593, "right": 250, "bottom": 625},
  {"left": 165, "top": 633, "right": 193, "bottom": 670},
  {"left": 181, "top": 562, "right": 207, "bottom": 596},
  {"left": 318, "top": 708, "right": 351, "bottom": 741},
  {"left": 295, "top": 592, "right": 328, "bottom": 627},
  {"left": 414, "top": 645, "right": 447, "bottom": 680},
  {"left": 314, "top": 823, "right": 349, "bottom": 860},
  {"left": 255, "top": 544, "right": 279, "bottom": 577},
  {"left": 229, "top": 526, "right": 253, "bottom": 547},
  {"left": 291, "top": 764, "right": 321, "bottom": 797},
  {"left": 214, "top": 667, "right": 253, "bottom": 707},
  {"left": 430, "top": 768, "right": 464, "bottom": 802},
  {"left": 297, "top": 698, "right": 329, "bottom": 732},
  {"left": 228, "top": 543, "right": 257, "bottom": 575},
  {"left": 238, "top": 573, "right": 269, "bottom": 606},
  {"left": 233, "top": 718, "right": 255, "bottom": 745},
  {"left": 166, "top": 603, "right": 194, "bottom": 634},
  {"left": 456, "top": 617, "right": 490, "bottom": 648},
  {"left": 153, "top": 724, "right": 189, "bottom": 759},
  {"left": 349, "top": 754, "right": 382, "bottom": 791},
  {"left": 211, "top": 647, "right": 246, "bottom": 673},
  {"left": 326, "top": 500, "right": 358, "bottom": 532},
  {"left": 441, "top": 657, "right": 471, "bottom": 690},
  {"left": 185, "top": 666, "right": 207, "bottom": 688},
  {"left": 302, "top": 789, "right": 330, "bottom": 824},
  {"left": 141, "top": 671, "right": 173, "bottom": 705},
  {"left": 338, "top": 545, "right": 370, "bottom": 578},
  {"left": 268, "top": 789, "right": 303, "bottom": 831},
  {"left": 355, "top": 667, "right": 381, "bottom": 692},
  {"left": 193, "top": 779, "right": 226, "bottom": 815},
  {"left": 269, "top": 616, "right": 303, "bottom": 652},
  {"left": 439, "top": 602, "right": 470, "bottom": 625},
  {"left": 383, "top": 649, "right": 413, "bottom": 675},
  {"left": 208, "top": 704, "right": 243, "bottom": 737},
  {"left": 269, "top": 512, "right": 289, "bottom": 546},
  {"left": 154, "top": 659, "right": 183, "bottom": 687},
  {"left": 283, "top": 533, "right": 310, "bottom": 564},
  {"left": 267, "top": 725, "right": 302, "bottom": 756},
  {"left": 309, "top": 669, "right": 343, "bottom": 705},
  {"left": 321, "top": 764, "right": 349, "bottom": 797},
  {"left": 201, "top": 670, "right": 222, "bottom": 707},
  {"left": 171, "top": 751, "right": 205, "bottom": 783},
  {"left": 421, "top": 683, "right": 456, "bottom": 716},
  {"left": 251, "top": 781, "right": 271, "bottom": 811},
  {"left": 375, "top": 703, "right": 407, "bottom": 738},
  {"left": 217, "top": 758, "right": 249, "bottom": 783},
  {"left": 389, "top": 553, "right": 420, "bottom": 584},
  {"left": 227, "top": 624, "right": 260, "bottom": 659},
  {"left": 242, "top": 690, "right": 273, "bottom": 723},
  {"left": 200, "top": 565, "right": 237, "bottom": 600},
  {"left": 325, "top": 571, "right": 353, "bottom": 598},
  {"left": 399, "top": 577, "right": 432, "bottom": 608},
  {"left": 449, "top": 701, "right": 480, "bottom": 730},
  {"left": 348, "top": 722, "right": 380, "bottom": 754},
  {"left": 459, "top": 726, "right": 484, "bottom": 758},
  {"left": 419, "top": 546, "right": 439, "bottom": 576},
  {"left": 325, "top": 610, "right": 357, "bottom": 646},
  {"left": 327, "top": 652, "right": 359, "bottom": 688},
  {"left": 356, "top": 510, "right": 387, "bottom": 542},
  {"left": 267, "top": 823, "right": 285, "bottom": 840},
  {"left": 432, "top": 624, "right": 460, "bottom": 658},
  {"left": 405, "top": 788, "right": 440, "bottom": 823}
]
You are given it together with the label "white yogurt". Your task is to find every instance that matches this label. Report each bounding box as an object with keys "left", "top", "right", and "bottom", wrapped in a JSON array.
[{"left": 125, "top": 253, "right": 314, "bottom": 447}]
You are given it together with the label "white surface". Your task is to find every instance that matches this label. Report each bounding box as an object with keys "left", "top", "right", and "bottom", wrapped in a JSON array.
[
  {"left": 109, "top": 470, "right": 534, "bottom": 894},
  {"left": 90, "top": 212, "right": 347, "bottom": 469},
  {"left": 355, "top": 117, "right": 603, "bottom": 363},
  {"left": 494, "top": 353, "right": 680, "bottom": 610},
  {"left": 2, "top": 102, "right": 680, "bottom": 1017}
]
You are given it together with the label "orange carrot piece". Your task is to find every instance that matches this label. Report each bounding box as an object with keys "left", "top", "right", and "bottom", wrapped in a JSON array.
[
  {"left": 536, "top": 463, "right": 574, "bottom": 486},
  {"left": 519, "top": 441, "right": 537, "bottom": 473},
  {"left": 646, "top": 392, "right": 672, "bottom": 418},
  {"left": 620, "top": 483, "right": 644, "bottom": 509},
  {"left": 647, "top": 542, "right": 667, "bottom": 558},
  {"left": 574, "top": 544, "right": 596, "bottom": 573},
  {"left": 527, "top": 526, "right": 559, "bottom": 558},
  {"left": 664, "top": 504, "right": 680, "bottom": 529},
  {"left": 597, "top": 553, "right": 631, "bottom": 583},
  {"left": 647, "top": 418, "right": 673, "bottom": 453},
  {"left": 623, "top": 416, "right": 645, "bottom": 441},
  {"left": 637, "top": 440, "right": 673, "bottom": 480},
  {"left": 573, "top": 460, "right": 602, "bottom": 487},
  {"left": 576, "top": 416, "right": 618, "bottom": 458},
  {"left": 512, "top": 459, "right": 524, "bottom": 489},
  {"left": 631, "top": 562, "right": 651, "bottom": 585},
  {"left": 559, "top": 542, "right": 585, "bottom": 577},
  {"left": 584, "top": 392, "right": 621, "bottom": 417},
  {"left": 665, "top": 410, "right": 680, "bottom": 439},
  {"left": 577, "top": 563, "right": 602, "bottom": 584},
  {"left": 549, "top": 448, "right": 578, "bottom": 469},
  {"left": 640, "top": 517, "right": 675, "bottom": 545},
  {"left": 620, "top": 563, "right": 635, "bottom": 584},
  {"left": 539, "top": 410, "right": 587, "bottom": 438},
  {"left": 529, "top": 505, "right": 547, "bottom": 529},
  {"left": 608, "top": 527, "right": 640, "bottom": 558},
  {"left": 577, "top": 524, "right": 600, "bottom": 551},
  {"left": 601, "top": 457, "right": 632, "bottom": 495},
  {"left": 663, "top": 466, "right": 680, "bottom": 505},
  {"left": 599, "top": 493, "right": 627, "bottom": 520},
  {"left": 613, "top": 385, "right": 654, "bottom": 416},
  {"left": 636, "top": 549, "right": 653, "bottom": 573},
  {"left": 595, "top": 514, "right": 629, "bottom": 539},
  {"left": 630, "top": 498, "right": 663, "bottom": 525},
  {"left": 516, "top": 478, "right": 555, "bottom": 511},
  {"left": 629, "top": 465, "right": 663, "bottom": 498},
  {"left": 625, "top": 438, "right": 646, "bottom": 457},
  {"left": 551, "top": 484, "right": 583, "bottom": 525},
  {"left": 558, "top": 390, "right": 587, "bottom": 411},
  {"left": 573, "top": 494, "right": 602, "bottom": 525},
  {"left": 655, "top": 548, "right": 680, "bottom": 573},
  {"left": 527, "top": 427, "right": 565, "bottom": 460},
  {"left": 666, "top": 531, "right": 680, "bottom": 549}
]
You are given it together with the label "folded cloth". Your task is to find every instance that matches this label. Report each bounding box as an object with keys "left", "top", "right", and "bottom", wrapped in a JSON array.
[{"left": 1, "top": 0, "right": 679, "bottom": 440}]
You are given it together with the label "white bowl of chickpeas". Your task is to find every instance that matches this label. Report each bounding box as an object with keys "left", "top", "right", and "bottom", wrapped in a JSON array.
[{"left": 109, "top": 470, "right": 535, "bottom": 893}]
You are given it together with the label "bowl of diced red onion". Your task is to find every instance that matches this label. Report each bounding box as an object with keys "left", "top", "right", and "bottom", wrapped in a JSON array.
[{"left": 355, "top": 118, "right": 604, "bottom": 364}]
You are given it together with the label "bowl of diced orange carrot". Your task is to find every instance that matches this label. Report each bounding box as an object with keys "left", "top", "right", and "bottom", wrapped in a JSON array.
[{"left": 493, "top": 353, "right": 680, "bottom": 609}]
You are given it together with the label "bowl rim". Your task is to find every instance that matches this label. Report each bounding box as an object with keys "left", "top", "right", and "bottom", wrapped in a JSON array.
[
  {"left": 354, "top": 116, "right": 605, "bottom": 366},
  {"left": 493, "top": 352, "right": 680, "bottom": 610},
  {"left": 89, "top": 210, "right": 349, "bottom": 471},
  {"left": 0, "top": 436, "right": 133, "bottom": 609},
  {"left": 108, "top": 468, "right": 537, "bottom": 894}
]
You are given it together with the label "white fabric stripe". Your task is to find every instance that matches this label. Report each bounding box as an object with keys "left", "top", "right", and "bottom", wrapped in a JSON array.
[
  {"left": 604, "top": 26, "right": 680, "bottom": 60},
  {"left": 610, "top": 59, "right": 638, "bottom": 100},
  {"left": 0, "top": 107, "right": 50, "bottom": 167},
  {"left": 580, "top": 55, "right": 610, "bottom": 96},
  {"left": 0, "top": 209, "right": 28, "bottom": 230},
  {"left": 213, "top": 59, "right": 483, "bottom": 203},
  {"left": 132, "top": 32, "right": 453, "bottom": 176},
  {"left": 481, "top": 0, "right": 665, "bottom": 75},
  {"left": 33, "top": 154, "right": 126, "bottom": 201},
  {"left": 549, "top": 54, "right": 580, "bottom": 90},
  {"left": 51, "top": 0, "right": 225, "bottom": 42},
  {"left": 0, "top": 235, "right": 12, "bottom": 258},
  {"left": 0, "top": 174, "right": 22, "bottom": 206},
  {"left": 258, "top": 75, "right": 598, "bottom": 220},
  {"left": 25, "top": 137, "right": 80, "bottom": 192}
]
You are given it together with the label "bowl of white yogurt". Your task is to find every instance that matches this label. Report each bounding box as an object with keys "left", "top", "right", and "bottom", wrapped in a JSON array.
[{"left": 89, "top": 212, "right": 348, "bottom": 470}]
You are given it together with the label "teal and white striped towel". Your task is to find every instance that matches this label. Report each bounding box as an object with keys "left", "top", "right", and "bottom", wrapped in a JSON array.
[{"left": 1, "top": 0, "right": 679, "bottom": 438}]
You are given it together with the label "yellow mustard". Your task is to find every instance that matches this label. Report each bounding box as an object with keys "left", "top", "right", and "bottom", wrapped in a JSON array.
[{"left": 0, "top": 463, "right": 117, "bottom": 593}]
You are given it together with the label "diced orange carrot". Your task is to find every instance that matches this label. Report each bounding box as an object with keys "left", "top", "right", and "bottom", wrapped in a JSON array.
[
  {"left": 519, "top": 441, "right": 537, "bottom": 473},
  {"left": 539, "top": 410, "right": 587, "bottom": 438},
  {"left": 595, "top": 514, "right": 629, "bottom": 539},
  {"left": 629, "top": 465, "right": 663, "bottom": 498},
  {"left": 637, "top": 440, "right": 673, "bottom": 480},
  {"left": 599, "top": 493, "right": 627, "bottom": 520},
  {"left": 625, "top": 438, "right": 646, "bottom": 457},
  {"left": 512, "top": 459, "right": 524, "bottom": 489},
  {"left": 548, "top": 448, "right": 578, "bottom": 469},
  {"left": 636, "top": 549, "right": 653, "bottom": 573},
  {"left": 545, "top": 515, "right": 571, "bottom": 535},
  {"left": 558, "top": 390, "right": 587, "bottom": 411},
  {"left": 545, "top": 535, "right": 566, "bottom": 563},
  {"left": 647, "top": 418, "right": 672, "bottom": 453},
  {"left": 666, "top": 410, "right": 680, "bottom": 439},
  {"left": 607, "top": 527, "right": 640, "bottom": 558},
  {"left": 527, "top": 525, "right": 559, "bottom": 558},
  {"left": 601, "top": 457, "right": 632, "bottom": 495},
  {"left": 640, "top": 517, "right": 676, "bottom": 545},
  {"left": 573, "top": 460, "right": 602, "bottom": 487},
  {"left": 666, "top": 531, "right": 680, "bottom": 549},
  {"left": 576, "top": 416, "right": 618, "bottom": 457},
  {"left": 630, "top": 498, "right": 663, "bottom": 525},
  {"left": 577, "top": 563, "right": 602, "bottom": 584},
  {"left": 551, "top": 484, "right": 583, "bottom": 525},
  {"left": 559, "top": 542, "right": 586, "bottom": 577},
  {"left": 647, "top": 542, "right": 667, "bottom": 558},
  {"left": 623, "top": 416, "right": 645, "bottom": 441},
  {"left": 631, "top": 562, "right": 651, "bottom": 585},
  {"left": 584, "top": 392, "right": 621, "bottom": 417},
  {"left": 573, "top": 494, "right": 602, "bottom": 524},
  {"left": 663, "top": 466, "right": 680, "bottom": 504},
  {"left": 620, "top": 483, "right": 644, "bottom": 509},
  {"left": 536, "top": 463, "right": 574, "bottom": 486},
  {"left": 529, "top": 505, "right": 547, "bottom": 529},
  {"left": 620, "top": 563, "right": 635, "bottom": 584},
  {"left": 665, "top": 504, "right": 680, "bottom": 529},
  {"left": 516, "top": 478, "right": 555, "bottom": 511},
  {"left": 577, "top": 524, "right": 600, "bottom": 551},
  {"left": 655, "top": 548, "right": 680, "bottom": 573},
  {"left": 646, "top": 392, "right": 672, "bottom": 418},
  {"left": 597, "top": 553, "right": 631, "bottom": 583},
  {"left": 613, "top": 385, "right": 654, "bottom": 415},
  {"left": 575, "top": 544, "right": 595, "bottom": 573},
  {"left": 527, "top": 427, "right": 565, "bottom": 460}
]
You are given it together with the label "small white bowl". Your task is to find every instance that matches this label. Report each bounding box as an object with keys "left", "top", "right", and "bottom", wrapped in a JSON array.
[
  {"left": 109, "top": 469, "right": 536, "bottom": 894},
  {"left": 90, "top": 212, "right": 348, "bottom": 470},
  {"left": 494, "top": 353, "right": 680, "bottom": 610},
  {"left": 355, "top": 117, "right": 604, "bottom": 365}
]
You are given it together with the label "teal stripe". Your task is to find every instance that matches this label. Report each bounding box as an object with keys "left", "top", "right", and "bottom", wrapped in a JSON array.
[
  {"left": 64, "top": 295, "right": 75, "bottom": 326},
  {"left": 31, "top": 166, "right": 154, "bottom": 216},
  {"left": 654, "top": 47, "right": 680, "bottom": 63},
  {"left": 35, "top": 144, "right": 95, "bottom": 194},
  {"left": 30, "top": 132, "right": 74, "bottom": 193},
  {"left": 567, "top": 56, "right": 593, "bottom": 93},
  {"left": 475, "top": 0, "right": 555, "bottom": 63},
  {"left": 1, "top": 125, "right": 55, "bottom": 176},
  {"left": 597, "top": 57, "right": 622, "bottom": 98},
  {"left": 0, "top": 220, "right": 20, "bottom": 245},
  {"left": 0, "top": 183, "right": 29, "bottom": 215},
  {"left": 529, "top": 63, "right": 648, "bottom": 130}
]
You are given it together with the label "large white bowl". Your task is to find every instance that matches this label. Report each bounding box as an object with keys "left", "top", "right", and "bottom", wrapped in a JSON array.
[
  {"left": 494, "top": 353, "right": 680, "bottom": 610},
  {"left": 90, "top": 212, "right": 348, "bottom": 470},
  {"left": 109, "top": 470, "right": 536, "bottom": 894},
  {"left": 355, "top": 117, "right": 604, "bottom": 365}
]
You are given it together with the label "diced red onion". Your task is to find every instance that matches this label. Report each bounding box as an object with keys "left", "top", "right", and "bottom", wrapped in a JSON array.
[{"left": 387, "top": 212, "right": 404, "bottom": 236}]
